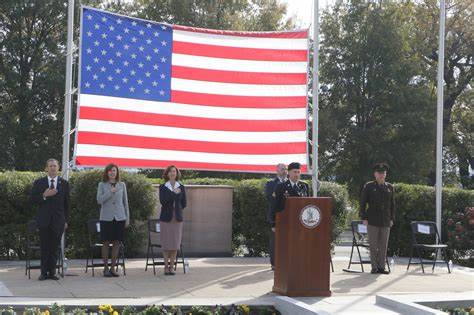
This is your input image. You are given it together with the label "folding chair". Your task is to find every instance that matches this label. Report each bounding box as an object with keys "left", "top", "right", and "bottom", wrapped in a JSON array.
[
  {"left": 25, "top": 220, "right": 63, "bottom": 279},
  {"left": 85, "top": 219, "right": 126, "bottom": 276},
  {"left": 145, "top": 219, "right": 186, "bottom": 274},
  {"left": 344, "top": 220, "right": 390, "bottom": 273},
  {"left": 407, "top": 221, "right": 451, "bottom": 273}
]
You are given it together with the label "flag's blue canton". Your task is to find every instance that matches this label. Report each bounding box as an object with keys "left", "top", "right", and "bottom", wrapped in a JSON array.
[{"left": 80, "top": 8, "right": 172, "bottom": 102}]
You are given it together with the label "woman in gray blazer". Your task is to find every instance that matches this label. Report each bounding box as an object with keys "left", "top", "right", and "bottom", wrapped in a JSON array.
[{"left": 96, "top": 163, "right": 130, "bottom": 277}]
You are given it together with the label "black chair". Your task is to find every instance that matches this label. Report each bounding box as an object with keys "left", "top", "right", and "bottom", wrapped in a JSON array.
[
  {"left": 25, "top": 220, "right": 63, "bottom": 279},
  {"left": 85, "top": 219, "right": 126, "bottom": 276},
  {"left": 407, "top": 221, "right": 451, "bottom": 273},
  {"left": 345, "top": 220, "right": 390, "bottom": 273},
  {"left": 145, "top": 219, "right": 186, "bottom": 275}
]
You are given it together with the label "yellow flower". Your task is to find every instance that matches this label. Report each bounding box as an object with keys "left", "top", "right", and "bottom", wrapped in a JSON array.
[
  {"left": 239, "top": 305, "right": 250, "bottom": 315},
  {"left": 112, "top": 311, "right": 118, "bottom": 315},
  {"left": 99, "top": 305, "right": 115, "bottom": 314},
  {"left": 41, "top": 311, "right": 50, "bottom": 315}
]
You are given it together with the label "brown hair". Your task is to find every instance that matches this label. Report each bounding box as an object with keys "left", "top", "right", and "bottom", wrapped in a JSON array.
[
  {"left": 103, "top": 163, "right": 120, "bottom": 182},
  {"left": 163, "top": 165, "right": 181, "bottom": 181}
]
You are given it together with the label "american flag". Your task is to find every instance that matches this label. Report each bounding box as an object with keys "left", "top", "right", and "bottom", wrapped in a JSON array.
[{"left": 74, "top": 7, "right": 310, "bottom": 173}]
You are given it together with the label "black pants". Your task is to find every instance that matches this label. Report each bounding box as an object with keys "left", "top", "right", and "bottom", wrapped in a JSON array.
[
  {"left": 39, "top": 226, "right": 62, "bottom": 276},
  {"left": 269, "top": 228, "right": 275, "bottom": 267}
]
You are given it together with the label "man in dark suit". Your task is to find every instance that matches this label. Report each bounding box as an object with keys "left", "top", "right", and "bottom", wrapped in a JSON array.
[
  {"left": 30, "top": 158, "right": 70, "bottom": 281},
  {"left": 264, "top": 163, "right": 287, "bottom": 270},
  {"left": 274, "top": 162, "right": 310, "bottom": 213}
]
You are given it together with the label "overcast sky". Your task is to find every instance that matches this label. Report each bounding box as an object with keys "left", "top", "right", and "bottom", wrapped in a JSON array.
[{"left": 282, "top": 0, "right": 335, "bottom": 36}]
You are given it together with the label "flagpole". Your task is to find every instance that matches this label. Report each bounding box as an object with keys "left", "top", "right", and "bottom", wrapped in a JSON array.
[
  {"left": 435, "top": 0, "right": 446, "bottom": 243},
  {"left": 61, "top": 0, "right": 75, "bottom": 275},
  {"left": 312, "top": 0, "right": 320, "bottom": 197}
]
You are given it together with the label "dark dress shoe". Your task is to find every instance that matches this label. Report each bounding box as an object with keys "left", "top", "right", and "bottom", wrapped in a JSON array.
[
  {"left": 370, "top": 269, "right": 379, "bottom": 274},
  {"left": 109, "top": 270, "right": 120, "bottom": 277},
  {"left": 38, "top": 274, "right": 48, "bottom": 281},
  {"left": 49, "top": 274, "right": 60, "bottom": 280},
  {"left": 378, "top": 269, "right": 390, "bottom": 274},
  {"left": 169, "top": 270, "right": 176, "bottom": 275}
]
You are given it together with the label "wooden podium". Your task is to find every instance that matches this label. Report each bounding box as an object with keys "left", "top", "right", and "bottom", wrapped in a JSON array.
[{"left": 272, "top": 197, "right": 332, "bottom": 297}]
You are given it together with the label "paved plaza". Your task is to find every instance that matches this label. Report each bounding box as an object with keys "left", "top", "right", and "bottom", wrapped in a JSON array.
[{"left": 0, "top": 248, "right": 472, "bottom": 314}]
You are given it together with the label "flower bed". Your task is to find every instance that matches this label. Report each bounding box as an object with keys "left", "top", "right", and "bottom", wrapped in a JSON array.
[
  {"left": 0, "top": 304, "right": 280, "bottom": 315},
  {"left": 440, "top": 307, "right": 474, "bottom": 315}
]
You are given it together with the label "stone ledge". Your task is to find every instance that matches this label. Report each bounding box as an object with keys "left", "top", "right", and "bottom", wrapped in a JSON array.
[
  {"left": 274, "top": 296, "right": 330, "bottom": 315},
  {"left": 376, "top": 292, "right": 474, "bottom": 315}
]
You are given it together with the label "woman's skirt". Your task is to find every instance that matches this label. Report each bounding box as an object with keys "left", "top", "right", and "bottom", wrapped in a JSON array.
[
  {"left": 100, "top": 219, "right": 125, "bottom": 242},
  {"left": 160, "top": 218, "right": 183, "bottom": 251}
]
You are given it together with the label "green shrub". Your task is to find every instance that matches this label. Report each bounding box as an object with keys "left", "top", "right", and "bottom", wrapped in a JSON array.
[
  {"left": 183, "top": 177, "right": 237, "bottom": 186},
  {"left": 233, "top": 179, "right": 269, "bottom": 256},
  {"left": 148, "top": 177, "right": 237, "bottom": 186},
  {"left": 0, "top": 171, "right": 42, "bottom": 259},
  {"left": 319, "top": 181, "right": 351, "bottom": 250},
  {"left": 388, "top": 183, "right": 474, "bottom": 261},
  {"left": 68, "top": 170, "right": 156, "bottom": 258}
]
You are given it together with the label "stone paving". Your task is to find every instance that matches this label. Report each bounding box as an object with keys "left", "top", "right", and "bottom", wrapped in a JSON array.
[{"left": 0, "top": 250, "right": 472, "bottom": 314}]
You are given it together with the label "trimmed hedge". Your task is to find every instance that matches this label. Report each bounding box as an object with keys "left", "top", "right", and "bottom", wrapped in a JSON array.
[
  {"left": 388, "top": 183, "right": 474, "bottom": 263},
  {"left": 148, "top": 177, "right": 238, "bottom": 186},
  {"left": 0, "top": 172, "right": 42, "bottom": 259}
]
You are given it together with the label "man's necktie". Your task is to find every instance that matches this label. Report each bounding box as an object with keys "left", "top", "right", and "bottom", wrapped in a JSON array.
[{"left": 50, "top": 179, "right": 55, "bottom": 190}]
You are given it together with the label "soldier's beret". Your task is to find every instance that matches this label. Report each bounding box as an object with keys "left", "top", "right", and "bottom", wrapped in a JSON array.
[
  {"left": 373, "top": 163, "right": 389, "bottom": 172},
  {"left": 288, "top": 162, "right": 301, "bottom": 171}
]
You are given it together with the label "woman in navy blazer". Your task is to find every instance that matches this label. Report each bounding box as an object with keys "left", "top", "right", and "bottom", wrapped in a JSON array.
[{"left": 159, "top": 165, "right": 187, "bottom": 275}]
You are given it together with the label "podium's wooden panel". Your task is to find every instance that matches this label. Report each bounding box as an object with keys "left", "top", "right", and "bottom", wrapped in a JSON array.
[{"left": 273, "top": 197, "right": 332, "bottom": 297}]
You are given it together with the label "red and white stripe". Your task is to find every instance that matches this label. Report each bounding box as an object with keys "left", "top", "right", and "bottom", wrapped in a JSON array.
[{"left": 75, "top": 26, "right": 309, "bottom": 173}]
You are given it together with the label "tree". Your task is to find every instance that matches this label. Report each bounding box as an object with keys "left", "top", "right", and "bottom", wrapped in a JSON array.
[
  {"left": 0, "top": 0, "right": 67, "bottom": 171},
  {"left": 318, "top": 0, "right": 436, "bottom": 196},
  {"left": 449, "top": 89, "right": 473, "bottom": 188},
  {"left": 123, "top": 0, "right": 294, "bottom": 32},
  {"left": 411, "top": 0, "right": 473, "bottom": 188}
]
